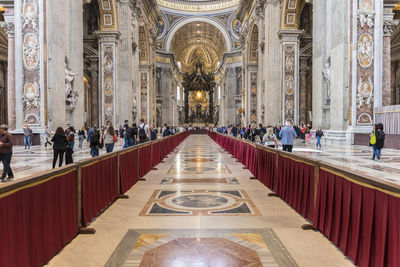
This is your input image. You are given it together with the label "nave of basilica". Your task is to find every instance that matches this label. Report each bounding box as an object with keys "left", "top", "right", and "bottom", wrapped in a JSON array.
[{"left": 0, "top": 0, "right": 400, "bottom": 267}]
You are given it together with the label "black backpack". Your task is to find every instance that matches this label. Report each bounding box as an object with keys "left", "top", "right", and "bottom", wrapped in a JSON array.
[{"left": 138, "top": 125, "right": 146, "bottom": 140}]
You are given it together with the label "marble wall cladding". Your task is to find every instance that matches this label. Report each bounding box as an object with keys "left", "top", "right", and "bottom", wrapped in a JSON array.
[
  {"left": 22, "top": 0, "right": 41, "bottom": 126},
  {"left": 356, "top": 0, "right": 375, "bottom": 126},
  {"left": 139, "top": 190, "right": 261, "bottom": 216},
  {"left": 250, "top": 71, "right": 258, "bottom": 123},
  {"left": 140, "top": 72, "right": 148, "bottom": 121},
  {"left": 103, "top": 44, "right": 115, "bottom": 123}
]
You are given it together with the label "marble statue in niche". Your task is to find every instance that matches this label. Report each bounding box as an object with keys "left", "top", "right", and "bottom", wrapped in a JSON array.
[
  {"left": 65, "top": 58, "right": 79, "bottom": 106},
  {"left": 23, "top": 82, "right": 39, "bottom": 110},
  {"left": 22, "top": 2, "right": 38, "bottom": 30},
  {"left": 23, "top": 34, "right": 39, "bottom": 69},
  {"left": 322, "top": 58, "right": 332, "bottom": 99},
  {"left": 358, "top": 33, "right": 373, "bottom": 68}
]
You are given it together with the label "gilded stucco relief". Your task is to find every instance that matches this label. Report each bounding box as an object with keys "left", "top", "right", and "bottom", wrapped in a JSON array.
[
  {"left": 103, "top": 45, "right": 114, "bottom": 123},
  {"left": 284, "top": 45, "right": 295, "bottom": 122}
]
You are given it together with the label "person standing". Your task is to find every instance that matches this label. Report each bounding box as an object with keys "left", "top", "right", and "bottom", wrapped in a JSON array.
[
  {"left": 78, "top": 127, "right": 86, "bottom": 149},
  {"left": 90, "top": 127, "right": 100, "bottom": 157},
  {"left": 370, "top": 123, "right": 385, "bottom": 162},
  {"left": 0, "top": 125, "right": 14, "bottom": 182},
  {"left": 315, "top": 128, "right": 324, "bottom": 149},
  {"left": 51, "top": 127, "right": 68, "bottom": 169},
  {"left": 87, "top": 126, "right": 94, "bottom": 143},
  {"left": 138, "top": 119, "right": 150, "bottom": 144},
  {"left": 23, "top": 123, "right": 33, "bottom": 151},
  {"left": 65, "top": 126, "right": 75, "bottom": 165},
  {"left": 150, "top": 125, "right": 158, "bottom": 140},
  {"left": 122, "top": 120, "right": 129, "bottom": 148},
  {"left": 44, "top": 127, "right": 52, "bottom": 148},
  {"left": 279, "top": 121, "right": 298, "bottom": 152},
  {"left": 104, "top": 125, "right": 116, "bottom": 153}
]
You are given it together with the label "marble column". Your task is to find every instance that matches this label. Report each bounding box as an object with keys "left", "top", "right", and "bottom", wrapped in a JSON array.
[
  {"left": 1, "top": 22, "right": 16, "bottom": 130},
  {"left": 382, "top": 10, "right": 398, "bottom": 106},
  {"left": 299, "top": 56, "right": 308, "bottom": 125},
  {"left": 88, "top": 56, "right": 99, "bottom": 126},
  {"left": 96, "top": 31, "right": 120, "bottom": 126},
  {"left": 279, "top": 30, "right": 302, "bottom": 125}
]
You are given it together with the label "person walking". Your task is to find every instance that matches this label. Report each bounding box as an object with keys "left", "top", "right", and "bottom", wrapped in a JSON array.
[
  {"left": 279, "top": 121, "right": 298, "bottom": 152},
  {"left": 78, "top": 127, "right": 86, "bottom": 149},
  {"left": 51, "top": 127, "right": 68, "bottom": 169},
  {"left": 122, "top": 120, "right": 129, "bottom": 148},
  {"left": 65, "top": 126, "right": 75, "bottom": 165},
  {"left": 23, "top": 123, "right": 33, "bottom": 151},
  {"left": 90, "top": 127, "right": 100, "bottom": 157},
  {"left": 0, "top": 125, "right": 14, "bottom": 182},
  {"left": 104, "top": 125, "right": 116, "bottom": 153},
  {"left": 44, "top": 127, "right": 52, "bottom": 148},
  {"left": 263, "top": 127, "right": 279, "bottom": 148},
  {"left": 370, "top": 123, "right": 385, "bottom": 162},
  {"left": 315, "top": 128, "right": 324, "bottom": 149},
  {"left": 138, "top": 119, "right": 150, "bottom": 144},
  {"left": 150, "top": 125, "right": 158, "bottom": 141}
]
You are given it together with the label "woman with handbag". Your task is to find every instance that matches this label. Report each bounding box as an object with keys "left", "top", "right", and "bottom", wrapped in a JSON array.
[
  {"left": 65, "top": 126, "right": 75, "bottom": 165},
  {"left": 51, "top": 127, "right": 68, "bottom": 168},
  {"left": 104, "top": 125, "right": 117, "bottom": 153}
]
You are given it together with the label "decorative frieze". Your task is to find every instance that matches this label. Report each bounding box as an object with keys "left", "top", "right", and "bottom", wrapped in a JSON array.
[
  {"left": 283, "top": 44, "right": 296, "bottom": 123},
  {"left": 250, "top": 72, "right": 257, "bottom": 123},
  {"left": 140, "top": 72, "right": 149, "bottom": 121}
]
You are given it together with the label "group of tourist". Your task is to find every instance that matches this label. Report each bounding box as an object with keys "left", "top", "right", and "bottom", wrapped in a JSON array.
[{"left": 212, "top": 121, "right": 385, "bottom": 160}]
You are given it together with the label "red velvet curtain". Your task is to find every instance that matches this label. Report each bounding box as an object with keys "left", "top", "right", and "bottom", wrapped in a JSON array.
[
  {"left": 0, "top": 170, "right": 78, "bottom": 267},
  {"left": 248, "top": 145, "right": 257, "bottom": 176},
  {"left": 276, "top": 156, "right": 315, "bottom": 221},
  {"left": 314, "top": 169, "right": 400, "bottom": 267},
  {"left": 139, "top": 144, "right": 152, "bottom": 178},
  {"left": 119, "top": 149, "right": 139, "bottom": 194},
  {"left": 256, "top": 148, "right": 277, "bottom": 190},
  {"left": 152, "top": 142, "right": 161, "bottom": 167},
  {"left": 81, "top": 156, "right": 118, "bottom": 226}
]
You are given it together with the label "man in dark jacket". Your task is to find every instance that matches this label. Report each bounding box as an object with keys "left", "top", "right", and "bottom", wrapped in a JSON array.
[{"left": 0, "top": 125, "right": 14, "bottom": 182}]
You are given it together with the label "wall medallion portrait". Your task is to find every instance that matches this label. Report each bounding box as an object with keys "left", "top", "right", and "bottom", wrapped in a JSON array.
[
  {"left": 357, "top": 112, "right": 372, "bottom": 125},
  {"left": 23, "top": 82, "right": 39, "bottom": 110},
  {"left": 23, "top": 33, "right": 39, "bottom": 69},
  {"left": 22, "top": 2, "right": 38, "bottom": 29},
  {"left": 285, "top": 75, "right": 294, "bottom": 95},
  {"left": 359, "top": 0, "right": 373, "bottom": 11},
  {"left": 358, "top": 33, "right": 373, "bottom": 68}
]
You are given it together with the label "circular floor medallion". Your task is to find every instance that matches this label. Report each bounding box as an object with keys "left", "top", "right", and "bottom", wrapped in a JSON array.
[{"left": 172, "top": 194, "right": 228, "bottom": 208}]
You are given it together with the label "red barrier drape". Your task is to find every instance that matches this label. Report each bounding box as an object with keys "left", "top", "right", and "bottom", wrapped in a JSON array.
[
  {"left": 119, "top": 148, "right": 139, "bottom": 194},
  {"left": 152, "top": 141, "right": 161, "bottom": 167},
  {"left": 314, "top": 169, "right": 400, "bottom": 267},
  {"left": 256, "top": 148, "right": 277, "bottom": 189},
  {"left": 0, "top": 170, "right": 78, "bottom": 267},
  {"left": 276, "top": 155, "right": 315, "bottom": 221},
  {"left": 81, "top": 156, "right": 118, "bottom": 226},
  {"left": 139, "top": 144, "right": 152, "bottom": 178}
]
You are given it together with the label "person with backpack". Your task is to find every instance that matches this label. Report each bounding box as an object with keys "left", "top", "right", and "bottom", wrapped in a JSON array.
[
  {"left": 90, "top": 127, "right": 100, "bottom": 157},
  {"left": 370, "top": 123, "right": 385, "bottom": 162},
  {"left": 315, "top": 128, "right": 324, "bottom": 149},
  {"left": 138, "top": 119, "right": 150, "bottom": 143},
  {"left": 150, "top": 125, "right": 158, "bottom": 140},
  {"left": 126, "top": 123, "right": 138, "bottom": 146}
]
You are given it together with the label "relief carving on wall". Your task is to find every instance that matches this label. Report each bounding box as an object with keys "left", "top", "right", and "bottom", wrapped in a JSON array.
[
  {"left": 103, "top": 45, "right": 114, "bottom": 123},
  {"left": 140, "top": 72, "right": 148, "bottom": 121},
  {"left": 22, "top": 0, "right": 40, "bottom": 125},
  {"left": 356, "top": 0, "right": 375, "bottom": 126},
  {"left": 250, "top": 72, "right": 257, "bottom": 123},
  {"left": 284, "top": 45, "right": 295, "bottom": 122}
]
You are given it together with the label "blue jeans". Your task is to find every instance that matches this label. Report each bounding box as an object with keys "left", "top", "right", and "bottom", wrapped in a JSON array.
[
  {"left": 78, "top": 135, "right": 84, "bottom": 149},
  {"left": 105, "top": 143, "right": 114, "bottom": 153},
  {"left": 128, "top": 137, "right": 135, "bottom": 147},
  {"left": 372, "top": 144, "right": 381, "bottom": 160},
  {"left": 90, "top": 146, "right": 99, "bottom": 157},
  {"left": 316, "top": 136, "right": 321, "bottom": 147},
  {"left": 122, "top": 136, "right": 128, "bottom": 148},
  {"left": 24, "top": 136, "right": 31, "bottom": 149}
]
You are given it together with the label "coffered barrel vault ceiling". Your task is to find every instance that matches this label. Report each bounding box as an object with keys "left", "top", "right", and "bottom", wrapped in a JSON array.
[{"left": 170, "top": 21, "right": 227, "bottom": 73}]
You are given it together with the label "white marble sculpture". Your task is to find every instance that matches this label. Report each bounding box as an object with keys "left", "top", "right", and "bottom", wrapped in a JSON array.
[
  {"left": 322, "top": 61, "right": 331, "bottom": 98},
  {"left": 65, "top": 62, "right": 79, "bottom": 106}
]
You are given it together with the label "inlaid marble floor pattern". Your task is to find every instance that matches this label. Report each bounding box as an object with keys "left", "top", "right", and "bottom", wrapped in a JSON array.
[{"left": 47, "top": 135, "right": 355, "bottom": 267}]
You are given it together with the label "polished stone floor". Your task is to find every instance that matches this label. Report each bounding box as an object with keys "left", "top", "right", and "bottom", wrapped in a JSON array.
[{"left": 46, "top": 135, "right": 355, "bottom": 267}]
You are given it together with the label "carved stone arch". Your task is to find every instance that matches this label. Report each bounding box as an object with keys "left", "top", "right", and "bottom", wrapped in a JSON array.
[
  {"left": 97, "top": 0, "right": 118, "bottom": 31},
  {"left": 280, "top": 0, "right": 307, "bottom": 30}
]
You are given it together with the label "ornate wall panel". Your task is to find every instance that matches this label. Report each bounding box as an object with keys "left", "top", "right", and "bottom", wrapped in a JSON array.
[
  {"left": 22, "top": 0, "right": 41, "bottom": 125},
  {"left": 283, "top": 44, "right": 296, "bottom": 123},
  {"left": 98, "top": 0, "right": 118, "bottom": 31},
  {"left": 250, "top": 71, "right": 257, "bottom": 122},
  {"left": 356, "top": 0, "right": 375, "bottom": 125},
  {"left": 102, "top": 44, "right": 115, "bottom": 123},
  {"left": 140, "top": 71, "right": 149, "bottom": 121}
]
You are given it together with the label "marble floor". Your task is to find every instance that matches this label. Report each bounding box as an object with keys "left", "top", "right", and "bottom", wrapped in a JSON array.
[{"left": 46, "top": 135, "right": 356, "bottom": 267}]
